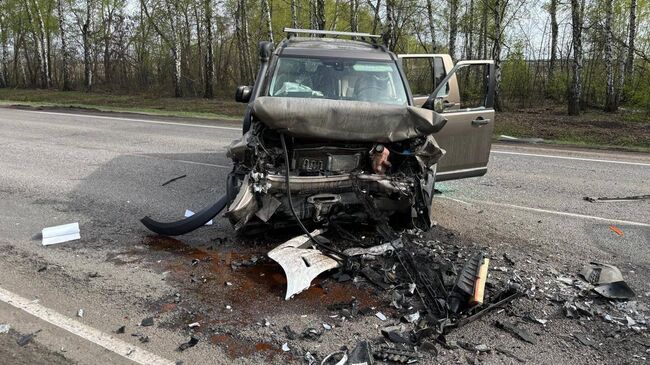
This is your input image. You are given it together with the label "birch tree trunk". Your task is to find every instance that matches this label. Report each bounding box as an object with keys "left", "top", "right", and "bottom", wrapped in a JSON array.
[
  {"left": 384, "top": 0, "right": 396, "bottom": 49},
  {"left": 350, "top": 0, "right": 357, "bottom": 32},
  {"left": 310, "top": 0, "right": 325, "bottom": 30},
  {"left": 604, "top": 0, "right": 616, "bottom": 112},
  {"left": 24, "top": 1, "right": 43, "bottom": 87},
  {"left": 203, "top": 0, "right": 214, "bottom": 98},
  {"left": 448, "top": 0, "right": 458, "bottom": 60},
  {"left": 492, "top": 0, "right": 503, "bottom": 111},
  {"left": 33, "top": 0, "right": 50, "bottom": 87},
  {"left": 625, "top": 0, "right": 636, "bottom": 81},
  {"left": 568, "top": 0, "right": 583, "bottom": 115},
  {"left": 261, "top": 0, "right": 274, "bottom": 42},
  {"left": 290, "top": 0, "right": 297, "bottom": 28},
  {"left": 549, "top": 0, "right": 558, "bottom": 80},
  {"left": 0, "top": 14, "right": 8, "bottom": 87},
  {"left": 57, "top": 0, "right": 71, "bottom": 90}
]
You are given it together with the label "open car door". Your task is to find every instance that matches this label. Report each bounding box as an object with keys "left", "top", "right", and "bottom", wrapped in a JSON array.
[{"left": 399, "top": 55, "right": 495, "bottom": 181}]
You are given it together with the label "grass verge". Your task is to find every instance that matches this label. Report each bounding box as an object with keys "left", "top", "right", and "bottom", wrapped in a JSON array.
[
  {"left": 496, "top": 106, "right": 650, "bottom": 152},
  {"left": 0, "top": 89, "right": 245, "bottom": 120}
]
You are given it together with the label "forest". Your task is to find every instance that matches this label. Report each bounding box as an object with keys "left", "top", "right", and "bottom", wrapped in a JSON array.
[{"left": 0, "top": 0, "right": 648, "bottom": 116}]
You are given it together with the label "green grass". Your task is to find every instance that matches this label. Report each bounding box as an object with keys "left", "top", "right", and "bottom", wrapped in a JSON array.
[{"left": 0, "top": 89, "right": 245, "bottom": 120}]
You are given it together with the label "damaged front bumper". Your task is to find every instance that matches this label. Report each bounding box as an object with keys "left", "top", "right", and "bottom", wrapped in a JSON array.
[{"left": 225, "top": 172, "right": 420, "bottom": 231}]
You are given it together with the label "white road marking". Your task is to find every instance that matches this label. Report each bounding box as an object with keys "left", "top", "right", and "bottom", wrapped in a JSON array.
[
  {"left": 0, "top": 286, "right": 174, "bottom": 365},
  {"left": 492, "top": 150, "right": 650, "bottom": 167},
  {"left": 132, "top": 153, "right": 231, "bottom": 169},
  {"left": 441, "top": 196, "right": 650, "bottom": 227},
  {"left": 4, "top": 109, "right": 242, "bottom": 131}
]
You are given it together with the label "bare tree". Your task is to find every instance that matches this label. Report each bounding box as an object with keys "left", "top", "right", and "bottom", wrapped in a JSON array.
[
  {"left": 290, "top": 0, "right": 297, "bottom": 28},
  {"left": 235, "top": 0, "right": 253, "bottom": 83},
  {"left": 350, "top": 0, "right": 359, "bottom": 33},
  {"left": 384, "top": 0, "right": 396, "bottom": 49},
  {"left": 310, "top": 0, "right": 325, "bottom": 30},
  {"left": 448, "top": 0, "right": 458, "bottom": 59},
  {"left": 203, "top": 0, "right": 214, "bottom": 98},
  {"left": 625, "top": 0, "right": 637, "bottom": 80},
  {"left": 369, "top": 0, "right": 382, "bottom": 34},
  {"left": 425, "top": 0, "right": 436, "bottom": 52},
  {"left": 24, "top": 0, "right": 49, "bottom": 87},
  {"left": 57, "top": 0, "right": 71, "bottom": 90},
  {"left": 492, "top": 0, "right": 505, "bottom": 111},
  {"left": 73, "top": 0, "right": 94, "bottom": 91},
  {"left": 141, "top": 0, "right": 183, "bottom": 97},
  {"left": 604, "top": 0, "right": 616, "bottom": 112},
  {"left": 0, "top": 13, "right": 8, "bottom": 87},
  {"left": 568, "top": 0, "right": 583, "bottom": 115},
  {"left": 261, "top": 0, "right": 274, "bottom": 42},
  {"left": 548, "top": 0, "right": 558, "bottom": 80}
]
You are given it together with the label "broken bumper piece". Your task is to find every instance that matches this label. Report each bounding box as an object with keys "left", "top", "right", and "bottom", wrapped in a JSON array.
[{"left": 267, "top": 230, "right": 341, "bottom": 300}]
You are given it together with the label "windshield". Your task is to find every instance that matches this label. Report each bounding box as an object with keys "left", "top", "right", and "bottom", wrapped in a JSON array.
[{"left": 268, "top": 57, "right": 408, "bottom": 106}]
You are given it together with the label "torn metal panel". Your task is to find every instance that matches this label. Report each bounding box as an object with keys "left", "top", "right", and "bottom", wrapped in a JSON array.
[
  {"left": 254, "top": 194, "right": 282, "bottom": 222},
  {"left": 267, "top": 230, "right": 341, "bottom": 299},
  {"left": 225, "top": 175, "right": 258, "bottom": 229},
  {"left": 252, "top": 97, "right": 447, "bottom": 143}
]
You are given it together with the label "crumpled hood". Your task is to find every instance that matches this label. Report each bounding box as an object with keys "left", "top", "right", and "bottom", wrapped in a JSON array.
[{"left": 251, "top": 97, "right": 447, "bottom": 143}]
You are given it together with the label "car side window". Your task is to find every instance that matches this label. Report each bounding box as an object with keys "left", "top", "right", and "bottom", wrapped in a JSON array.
[
  {"left": 401, "top": 57, "right": 449, "bottom": 98},
  {"left": 446, "top": 63, "right": 490, "bottom": 111}
]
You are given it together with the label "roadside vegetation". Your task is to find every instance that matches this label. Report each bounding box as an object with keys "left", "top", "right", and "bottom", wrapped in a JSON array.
[
  {"left": 0, "top": 0, "right": 648, "bottom": 150},
  {"left": 0, "top": 89, "right": 243, "bottom": 119}
]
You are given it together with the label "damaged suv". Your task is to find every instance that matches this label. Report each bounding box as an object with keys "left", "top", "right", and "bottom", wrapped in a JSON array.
[{"left": 224, "top": 28, "right": 496, "bottom": 234}]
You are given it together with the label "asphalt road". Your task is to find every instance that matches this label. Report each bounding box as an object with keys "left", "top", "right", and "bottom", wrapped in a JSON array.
[{"left": 0, "top": 107, "right": 648, "bottom": 364}]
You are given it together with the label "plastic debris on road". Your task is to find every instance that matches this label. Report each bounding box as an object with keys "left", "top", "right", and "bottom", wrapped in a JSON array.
[
  {"left": 41, "top": 222, "right": 80, "bottom": 245},
  {"left": 609, "top": 225, "right": 625, "bottom": 236}
]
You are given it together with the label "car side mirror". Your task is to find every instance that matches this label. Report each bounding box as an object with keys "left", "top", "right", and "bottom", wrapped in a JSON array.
[
  {"left": 433, "top": 97, "right": 445, "bottom": 113},
  {"left": 235, "top": 85, "right": 252, "bottom": 103}
]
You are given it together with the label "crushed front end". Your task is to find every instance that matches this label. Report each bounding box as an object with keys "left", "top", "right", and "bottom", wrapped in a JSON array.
[{"left": 225, "top": 97, "right": 446, "bottom": 234}]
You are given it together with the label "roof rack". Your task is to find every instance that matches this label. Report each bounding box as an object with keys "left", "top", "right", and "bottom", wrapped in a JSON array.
[{"left": 283, "top": 28, "right": 382, "bottom": 45}]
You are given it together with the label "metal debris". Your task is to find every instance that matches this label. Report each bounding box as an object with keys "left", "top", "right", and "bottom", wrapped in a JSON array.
[
  {"left": 0, "top": 324, "right": 9, "bottom": 334},
  {"left": 321, "top": 351, "right": 348, "bottom": 365},
  {"left": 583, "top": 195, "right": 650, "bottom": 203},
  {"left": 304, "top": 352, "right": 317, "bottom": 365},
  {"left": 375, "top": 312, "right": 387, "bottom": 321},
  {"left": 116, "top": 326, "right": 126, "bottom": 334},
  {"left": 161, "top": 174, "right": 187, "bottom": 186},
  {"left": 77, "top": 309, "right": 84, "bottom": 318},
  {"left": 140, "top": 317, "right": 154, "bottom": 327},
  {"left": 495, "top": 347, "right": 525, "bottom": 363},
  {"left": 282, "top": 343, "right": 290, "bottom": 352},
  {"left": 580, "top": 262, "right": 636, "bottom": 299},
  {"left": 495, "top": 320, "right": 536, "bottom": 344},
  {"left": 373, "top": 343, "right": 423, "bottom": 363},
  {"left": 17, "top": 330, "right": 40, "bottom": 346},
  {"left": 176, "top": 336, "right": 199, "bottom": 352},
  {"left": 348, "top": 340, "right": 374, "bottom": 365},
  {"left": 572, "top": 333, "right": 596, "bottom": 347}
]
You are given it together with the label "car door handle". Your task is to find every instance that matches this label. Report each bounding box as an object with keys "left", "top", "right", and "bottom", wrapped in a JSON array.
[{"left": 471, "top": 118, "right": 490, "bottom": 126}]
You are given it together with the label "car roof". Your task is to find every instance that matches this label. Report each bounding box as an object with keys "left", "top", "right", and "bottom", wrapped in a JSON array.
[{"left": 278, "top": 37, "right": 393, "bottom": 61}]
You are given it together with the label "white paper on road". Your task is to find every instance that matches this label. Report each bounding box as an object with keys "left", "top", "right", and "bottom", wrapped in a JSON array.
[
  {"left": 184, "top": 210, "right": 213, "bottom": 225},
  {"left": 42, "top": 222, "right": 80, "bottom": 246}
]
